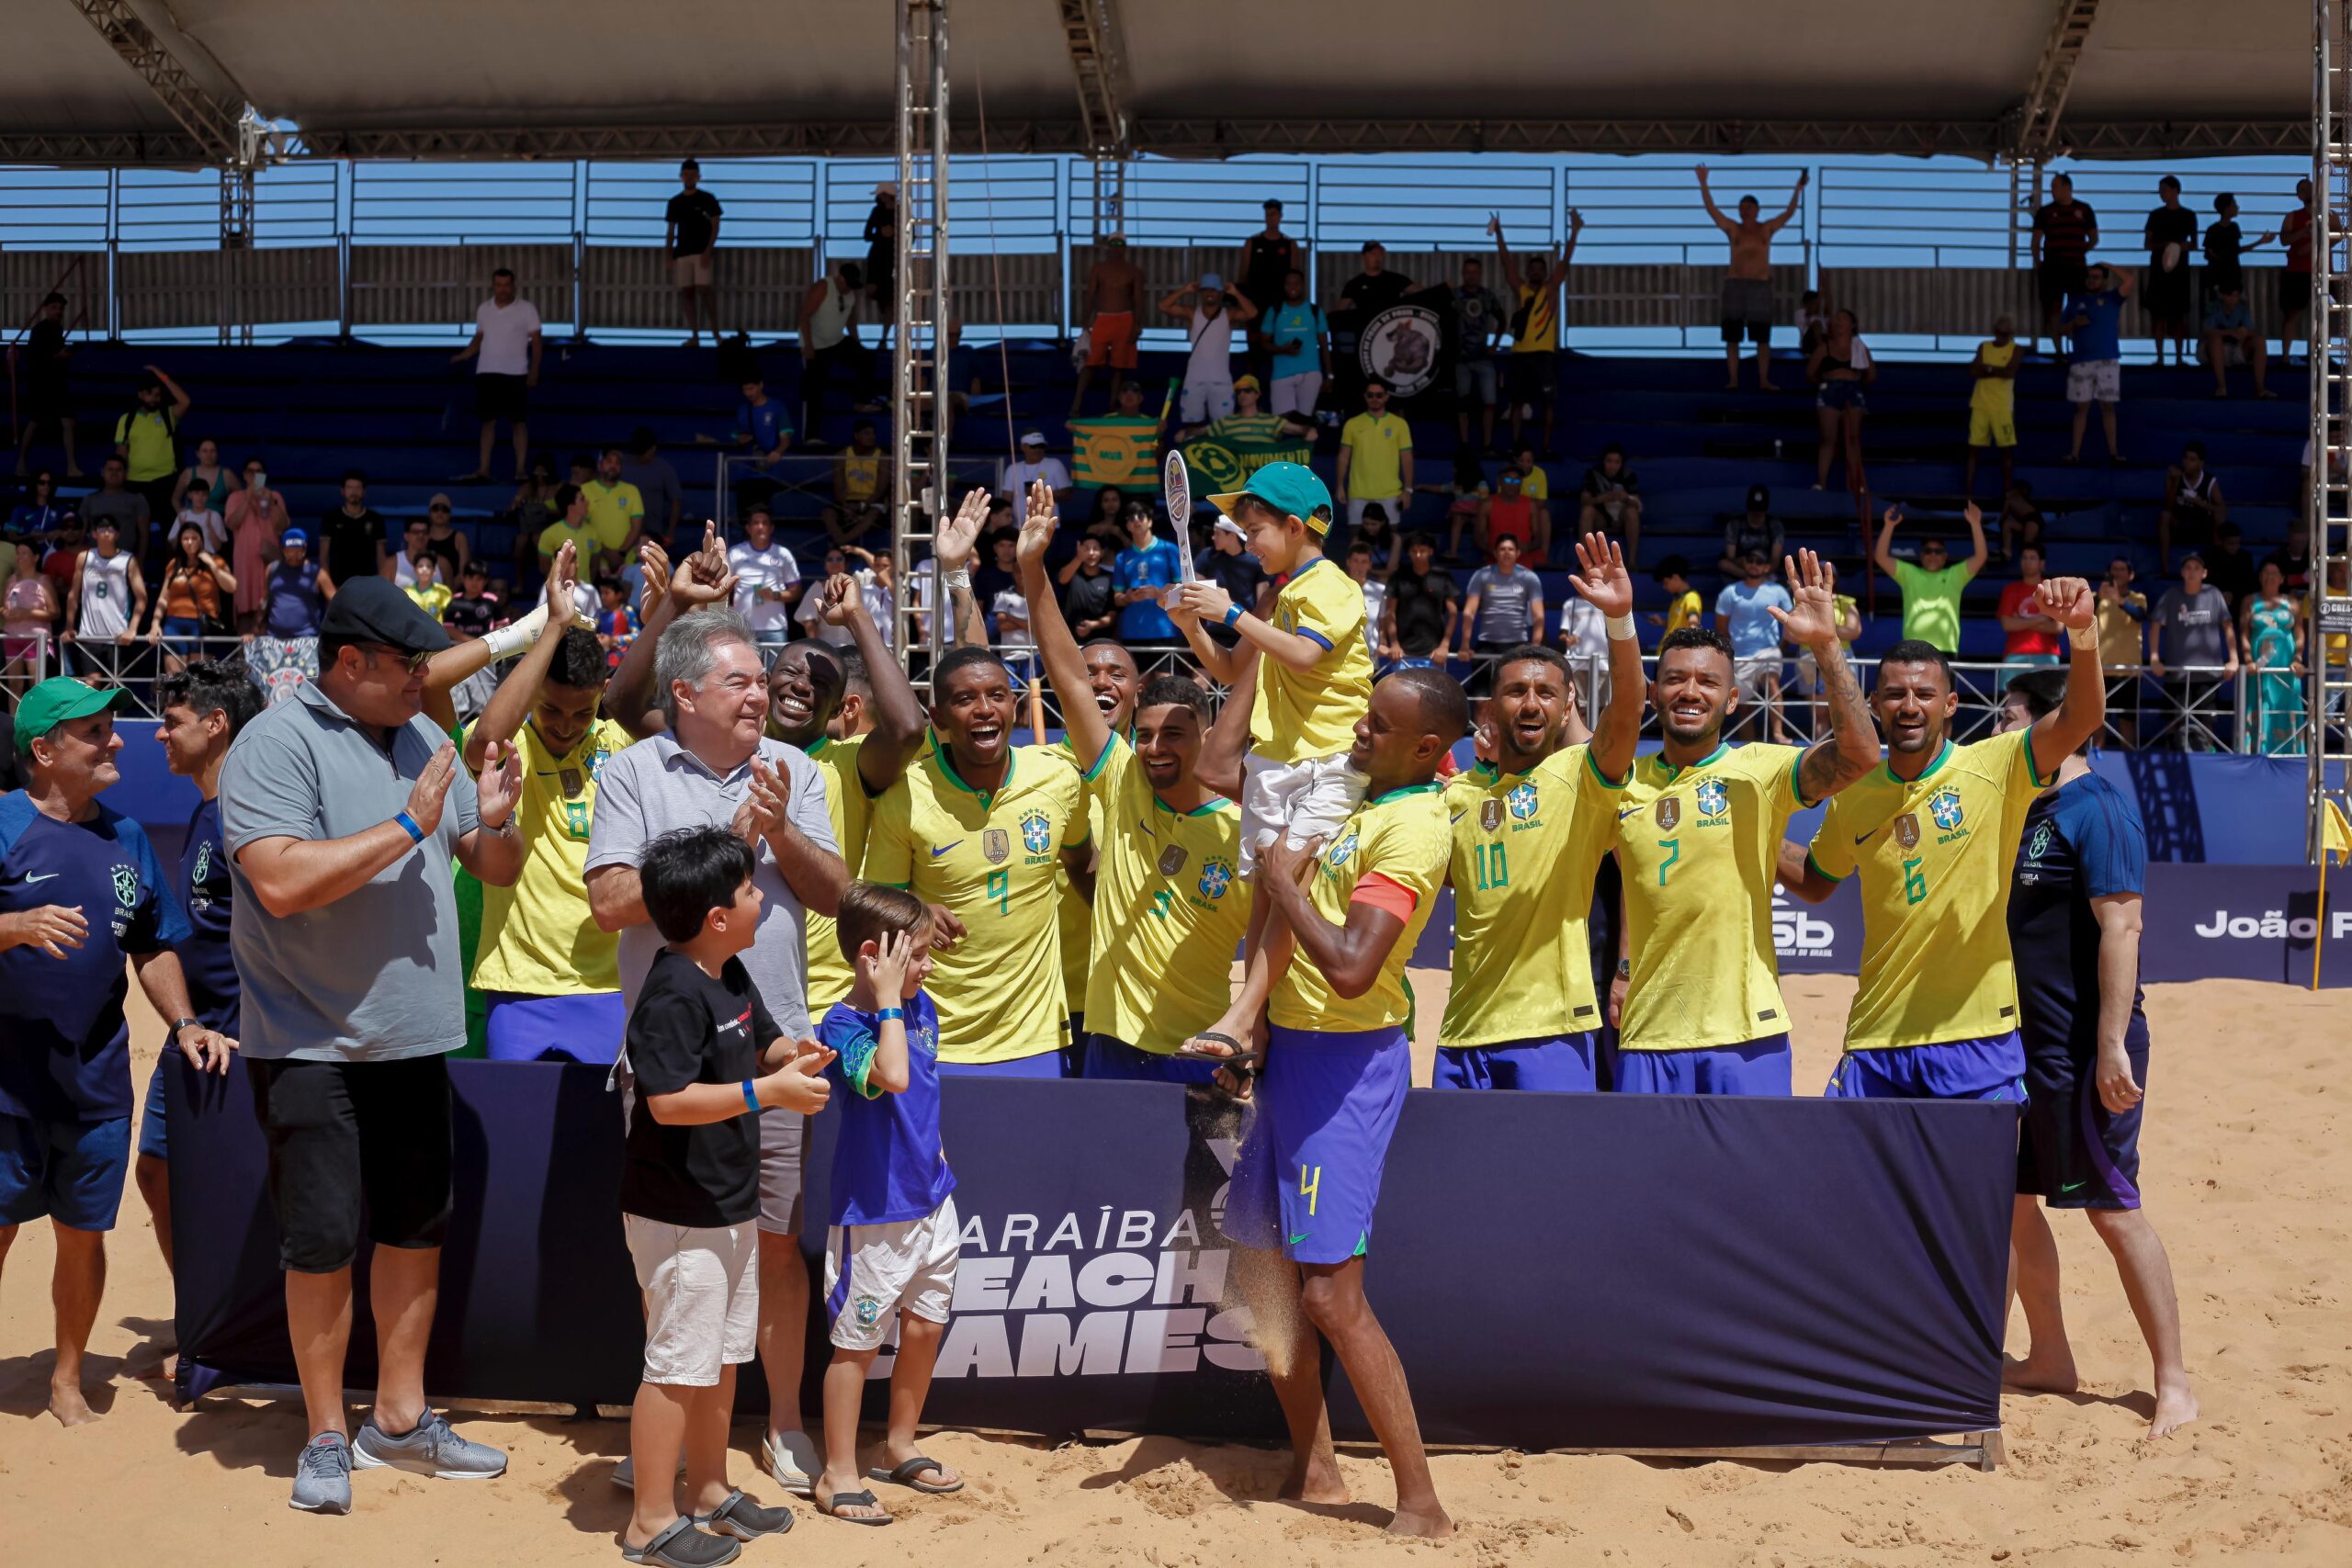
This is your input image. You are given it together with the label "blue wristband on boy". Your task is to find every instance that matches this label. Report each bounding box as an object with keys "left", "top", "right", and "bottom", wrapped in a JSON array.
[
  {"left": 876, "top": 1007, "right": 904, "bottom": 1023},
  {"left": 1222, "top": 603, "right": 1244, "bottom": 628}
]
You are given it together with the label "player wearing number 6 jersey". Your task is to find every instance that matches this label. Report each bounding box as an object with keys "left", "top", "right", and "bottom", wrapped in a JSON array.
[
  {"left": 1602, "top": 550, "right": 1880, "bottom": 1094},
  {"left": 1777, "top": 595, "right": 2104, "bottom": 1099},
  {"left": 862, "top": 647, "right": 1091, "bottom": 1074}
]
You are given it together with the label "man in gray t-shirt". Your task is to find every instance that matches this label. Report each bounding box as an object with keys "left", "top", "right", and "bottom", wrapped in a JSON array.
[
  {"left": 219, "top": 578, "right": 525, "bottom": 1512},
  {"left": 2150, "top": 554, "right": 2240, "bottom": 750},
  {"left": 1457, "top": 536, "right": 1546, "bottom": 656}
]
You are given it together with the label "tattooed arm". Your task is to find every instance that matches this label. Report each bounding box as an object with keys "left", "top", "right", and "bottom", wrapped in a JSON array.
[{"left": 1770, "top": 550, "right": 1881, "bottom": 803}]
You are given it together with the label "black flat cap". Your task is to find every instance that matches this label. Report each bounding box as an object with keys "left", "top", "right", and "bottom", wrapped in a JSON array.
[{"left": 319, "top": 576, "right": 453, "bottom": 656}]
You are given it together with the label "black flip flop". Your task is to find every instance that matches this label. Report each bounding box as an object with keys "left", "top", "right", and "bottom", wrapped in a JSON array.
[
  {"left": 816, "top": 1488, "right": 893, "bottom": 1526},
  {"left": 866, "top": 1455, "right": 965, "bottom": 1495}
]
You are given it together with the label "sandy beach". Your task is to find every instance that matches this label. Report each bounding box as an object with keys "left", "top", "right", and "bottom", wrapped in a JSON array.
[{"left": 3, "top": 972, "right": 2346, "bottom": 1567}]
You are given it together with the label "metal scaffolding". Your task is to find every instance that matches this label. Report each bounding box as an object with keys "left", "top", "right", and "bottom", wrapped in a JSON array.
[
  {"left": 2313, "top": 0, "right": 2352, "bottom": 857},
  {"left": 890, "top": 0, "right": 952, "bottom": 687}
]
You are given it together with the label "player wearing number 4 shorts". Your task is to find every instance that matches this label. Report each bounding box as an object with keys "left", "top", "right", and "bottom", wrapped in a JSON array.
[
  {"left": 1605, "top": 552, "right": 1881, "bottom": 1095},
  {"left": 1779, "top": 595, "right": 2103, "bottom": 1100}
]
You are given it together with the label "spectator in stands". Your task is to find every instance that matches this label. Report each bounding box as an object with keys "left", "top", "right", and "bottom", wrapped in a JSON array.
[
  {"left": 1194, "top": 515, "right": 1268, "bottom": 648},
  {"left": 175, "top": 475, "right": 225, "bottom": 558},
  {"left": 793, "top": 547, "right": 867, "bottom": 649},
  {"left": 2151, "top": 553, "right": 2239, "bottom": 749},
  {"left": 40, "top": 517, "right": 86, "bottom": 610},
  {"left": 508, "top": 453, "right": 560, "bottom": 534},
  {"left": 402, "top": 553, "right": 451, "bottom": 623},
  {"left": 445, "top": 559, "right": 499, "bottom": 640},
  {"left": 1577, "top": 444, "right": 1642, "bottom": 565},
  {"left": 1807, "top": 308, "right": 1873, "bottom": 501},
  {"left": 972, "top": 524, "right": 1019, "bottom": 612},
  {"left": 2032, "top": 173, "right": 2098, "bottom": 353},
  {"left": 1344, "top": 537, "right": 1387, "bottom": 631},
  {"left": 585, "top": 446, "right": 647, "bottom": 570},
  {"left": 1262, "top": 269, "right": 1329, "bottom": 420},
  {"left": 2098, "top": 556, "right": 2152, "bottom": 745},
  {"left": 1493, "top": 210, "right": 1580, "bottom": 455},
  {"left": 5, "top": 547, "right": 57, "bottom": 696},
  {"left": 1159, "top": 275, "right": 1258, "bottom": 424},
  {"left": 731, "top": 375, "right": 794, "bottom": 515},
  {"left": 2202, "top": 193, "right": 2248, "bottom": 304},
  {"left": 1557, "top": 570, "right": 1609, "bottom": 705},
  {"left": 798, "top": 259, "right": 867, "bottom": 441},
  {"left": 175, "top": 436, "right": 228, "bottom": 521},
  {"left": 2062, "top": 263, "right": 2133, "bottom": 464},
  {"left": 1695, "top": 164, "right": 1805, "bottom": 390},
  {"left": 1476, "top": 468, "right": 1538, "bottom": 563},
  {"left": 1790, "top": 568, "right": 1861, "bottom": 742},
  {"left": 2264, "top": 517, "right": 2312, "bottom": 597},
  {"left": 1329, "top": 242, "right": 1438, "bottom": 402},
  {"left": 618, "top": 426, "right": 683, "bottom": 549},
  {"left": 1458, "top": 535, "right": 1544, "bottom": 675},
  {"left": 826, "top": 420, "right": 889, "bottom": 547},
  {"left": 10, "top": 291, "right": 79, "bottom": 479},
  {"left": 80, "top": 457, "right": 148, "bottom": 573},
  {"left": 2142, "top": 176, "right": 2199, "bottom": 366},
  {"left": 1070, "top": 236, "right": 1144, "bottom": 415},
  {"left": 1963, "top": 316, "right": 2022, "bottom": 501},
  {"left": 2200, "top": 285, "right": 2275, "bottom": 400},
  {"left": 147, "top": 520, "right": 233, "bottom": 671},
  {"left": 535, "top": 482, "right": 605, "bottom": 577},
  {"left": 1056, "top": 529, "right": 1119, "bottom": 641},
  {"left": 2157, "top": 442, "right": 2227, "bottom": 564},
  {"left": 1715, "top": 548, "right": 1793, "bottom": 742},
  {"left": 390, "top": 515, "right": 434, "bottom": 590},
  {"left": 7, "top": 468, "right": 71, "bottom": 548},
  {"left": 453, "top": 267, "right": 542, "bottom": 482},
  {"left": 1238, "top": 198, "right": 1301, "bottom": 381},
  {"left": 1381, "top": 534, "right": 1456, "bottom": 669},
  {"left": 1338, "top": 378, "right": 1414, "bottom": 534},
  {"left": 420, "top": 493, "right": 469, "bottom": 583},
  {"left": 1998, "top": 543, "right": 2065, "bottom": 682},
  {"left": 665, "top": 158, "right": 723, "bottom": 346},
  {"left": 62, "top": 517, "right": 144, "bottom": 684},
  {"left": 1351, "top": 501, "right": 1399, "bottom": 580},
  {"left": 1999, "top": 478, "right": 2045, "bottom": 563},
  {"left": 1175, "top": 374, "right": 1316, "bottom": 454},
  {"left": 1872, "top": 502, "right": 1987, "bottom": 655},
  {"left": 319, "top": 469, "right": 387, "bottom": 592},
  {"left": 1649, "top": 555, "right": 1702, "bottom": 645},
  {"left": 1113, "top": 503, "right": 1182, "bottom": 646},
  {"left": 2278, "top": 177, "right": 2316, "bottom": 364},
  {"left": 1001, "top": 433, "right": 1072, "bottom": 524},
  {"left": 261, "top": 528, "right": 333, "bottom": 638},
  {"left": 113, "top": 366, "right": 190, "bottom": 549},
  {"left": 2242, "top": 559, "right": 2304, "bottom": 754},
  {"left": 729, "top": 504, "right": 801, "bottom": 654},
  {"left": 1719, "top": 485, "right": 1785, "bottom": 577},
  {"left": 864, "top": 183, "right": 897, "bottom": 323}
]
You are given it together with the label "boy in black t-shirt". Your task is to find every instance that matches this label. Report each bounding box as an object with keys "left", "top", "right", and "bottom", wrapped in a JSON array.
[
  {"left": 620, "top": 825, "right": 833, "bottom": 1565},
  {"left": 1381, "top": 534, "right": 1458, "bottom": 665}
]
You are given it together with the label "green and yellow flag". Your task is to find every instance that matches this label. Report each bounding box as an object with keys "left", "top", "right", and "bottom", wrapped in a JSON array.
[
  {"left": 1179, "top": 412, "right": 1315, "bottom": 494},
  {"left": 1069, "top": 415, "right": 1162, "bottom": 490}
]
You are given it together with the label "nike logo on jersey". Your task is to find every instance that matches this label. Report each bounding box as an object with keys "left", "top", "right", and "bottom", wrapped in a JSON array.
[
  {"left": 930, "top": 840, "right": 963, "bottom": 858},
  {"left": 1449, "top": 811, "right": 1467, "bottom": 824},
  {"left": 1286, "top": 1233, "right": 1310, "bottom": 1246},
  {"left": 1855, "top": 830, "right": 1874, "bottom": 845},
  {"left": 1618, "top": 806, "right": 1644, "bottom": 820},
  {"left": 22, "top": 872, "right": 59, "bottom": 884},
  {"left": 2059, "top": 1179, "right": 2087, "bottom": 1193}
]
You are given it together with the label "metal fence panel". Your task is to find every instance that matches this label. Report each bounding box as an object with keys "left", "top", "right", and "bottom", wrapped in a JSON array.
[
  {"left": 346, "top": 243, "right": 574, "bottom": 330},
  {"left": 117, "top": 246, "right": 343, "bottom": 333},
  {"left": 581, "top": 243, "right": 815, "bottom": 333}
]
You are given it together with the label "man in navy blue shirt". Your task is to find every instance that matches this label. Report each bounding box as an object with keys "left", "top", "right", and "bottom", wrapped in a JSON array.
[
  {"left": 133, "top": 660, "right": 263, "bottom": 1277},
  {"left": 0, "top": 678, "right": 232, "bottom": 1427},
  {"left": 2061, "top": 261, "right": 2134, "bottom": 464},
  {"left": 1996, "top": 668, "right": 2198, "bottom": 1440}
]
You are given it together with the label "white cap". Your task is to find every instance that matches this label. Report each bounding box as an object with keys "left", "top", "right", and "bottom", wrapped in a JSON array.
[
  {"left": 1214, "top": 516, "right": 1246, "bottom": 538},
  {"left": 1019, "top": 431, "right": 1046, "bottom": 447}
]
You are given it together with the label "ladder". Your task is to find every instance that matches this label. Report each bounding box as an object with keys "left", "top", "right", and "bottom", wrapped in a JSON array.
[
  {"left": 2313, "top": 0, "right": 2352, "bottom": 857},
  {"left": 890, "top": 0, "right": 952, "bottom": 692}
]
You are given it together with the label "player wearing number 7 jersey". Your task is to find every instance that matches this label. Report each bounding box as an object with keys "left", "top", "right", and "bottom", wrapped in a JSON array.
[
  {"left": 1601, "top": 550, "right": 1881, "bottom": 1093},
  {"left": 1777, "top": 580, "right": 2105, "bottom": 1100}
]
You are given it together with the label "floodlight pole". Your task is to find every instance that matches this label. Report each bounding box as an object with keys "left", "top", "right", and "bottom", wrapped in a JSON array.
[{"left": 890, "top": 0, "right": 952, "bottom": 690}]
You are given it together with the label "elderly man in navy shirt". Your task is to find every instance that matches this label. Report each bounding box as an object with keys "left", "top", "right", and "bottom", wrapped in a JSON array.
[{"left": 0, "top": 678, "right": 234, "bottom": 1427}]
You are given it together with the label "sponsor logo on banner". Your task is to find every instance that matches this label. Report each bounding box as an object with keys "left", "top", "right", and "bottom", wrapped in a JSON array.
[
  {"left": 1360, "top": 305, "right": 1442, "bottom": 398},
  {"left": 1771, "top": 890, "right": 1838, "bottom": 958},
  {"left": 2190, "top": 906, "right": 2352, "bottom": 941}
]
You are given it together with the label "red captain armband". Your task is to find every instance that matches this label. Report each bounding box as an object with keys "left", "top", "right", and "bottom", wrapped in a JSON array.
[{"left": 1349, "top": 872, "right": 1419, "bottom": 921}]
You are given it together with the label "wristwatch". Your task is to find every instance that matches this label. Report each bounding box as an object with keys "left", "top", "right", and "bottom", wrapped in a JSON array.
[
  {"left": 167, "top": 1016, "right": 199, "bottom": 1049},
  {"left": 1615, "top": 959, "right": 1632, "bottom": 982}
]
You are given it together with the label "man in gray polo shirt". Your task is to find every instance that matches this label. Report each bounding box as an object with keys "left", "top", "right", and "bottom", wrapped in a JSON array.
[
  {"left": 587, "top": 605, "right": 844, "bottom": 1495},
  {"left": 220, "top": 578, "right": 524, "bottom": 1515}
]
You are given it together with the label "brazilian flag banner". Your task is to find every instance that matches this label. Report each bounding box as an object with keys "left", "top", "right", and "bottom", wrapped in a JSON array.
[
  {"left": 1069, "top": 414, "right": 1162, "bottom": 490},
  {"left": 1180, "top": 413, "right": 1315, "bottom": 495}
]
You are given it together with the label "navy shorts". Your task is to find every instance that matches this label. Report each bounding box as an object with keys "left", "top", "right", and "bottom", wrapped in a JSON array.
[
  {"left": 1221, "top": 1023, "right": 1410, "bottom": 1265},
  {"left": 1612, "top": 1034, "right": 1792, "bottom": 1096},
  {"left": 2018, "top": 1021, "right": 2149, "bottom": 1211},
  {"left": 1824, "top": 1032, "right": 2027, "bottom": 1102},
  {"left": 1082, "top": 1034, "right": 1222, "bottom": 1085},
  {"left": 937, "top": 1052, "right": 1069, "bottom": 1079},
  {"left": 1430, "top": 1032, "right": 1599, "bottom": 1092},
  {"left": 139, "top": 1059, "right": 170, "bottom": 1160},
  {"left": 0, "top": 1114, "right": 132, "bottom": 1230},
  {"left": 1815, "top": 379, "right": 1868, "bottom": 412}
]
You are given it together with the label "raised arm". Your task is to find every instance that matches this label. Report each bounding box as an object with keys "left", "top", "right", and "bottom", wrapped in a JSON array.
[
  {"left": 1566, "top": 533, "right": 1649, "bottom": 784},
  {"left": 1157, "top": 286, "right": 1195, "bottom": 321},
  {"left": 1197, "top": 648, "right": 1259, "bottom": 801},
  {"left": 1871, "top": 504, "right": 1903, "bottom": 577},
  {"left": 1694, "top": 165, "right": 1733, "bottom": 232},
  {"left": 464, "top": 544, "right": 575, "bottom": 771},
  {"left": 825, "top": 577, "right": 924, "bottom": 794},
  {"left": 1768, "top": 171, "right": 1809, "bottom": 231},
  {"left": 610, "top": 526, "right": 738, "bottom": 738},
  {"left": 1773, "top": 552, "right": 1880, "bottom": 802},
  {"left": 1960, "top": 500, "right": 1990, "bottom": 580},
  {"left": 933, "top": 487, "right": 991, "bottom": 649},
  {"left": 1014, "top": 482, "right": 1113, "bottom": 770},
  {"left": 2028, "top": 576, "right": 2108, "bottom": 762}
]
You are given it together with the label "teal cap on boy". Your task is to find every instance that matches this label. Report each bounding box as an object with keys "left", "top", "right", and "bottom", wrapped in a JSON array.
[{"left": 1209, "top": 461, "right": 1334, "bottom": 536}]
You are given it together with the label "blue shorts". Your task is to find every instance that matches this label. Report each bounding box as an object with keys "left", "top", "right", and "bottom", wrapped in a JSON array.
[
  {"left": 2018, "top": 1020, "right": 2150, "bottom": 1211},
  {"left": 1611, "top": 1034, "right": 1792, "bottom": 1096},
  {"left": 1825, "top": 1032, "right": 2027, "bottom": 1101},
  {"left": 482, "top": 990, "right": 626, "bottom": 1065},
  {"left": 0, "top": 1114, "right": 133, "bottom": 1230},
  {"left": 139, "top": 1060, "right": 170, "bottom": 1160},
  {"left": 938, "top": 1051, "right": 1070, "bottom": 1079},
  {"left": 1221, "top": 1023, "right": 1410, "bottom": 1264},
  {"left": 1083, "top": 1034, "right": 1223, "bottom": 1085},
  {"left": 1430, "top": 1032, "right": 1600, "bottom": 1092}
]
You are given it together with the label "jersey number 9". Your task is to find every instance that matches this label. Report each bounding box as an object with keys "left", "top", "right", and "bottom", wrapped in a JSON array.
[{"left": 986, "top": 869, "right": 1012, "bottom": 915}]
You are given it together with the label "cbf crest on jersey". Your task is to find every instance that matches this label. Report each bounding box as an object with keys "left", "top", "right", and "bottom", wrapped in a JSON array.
[
  {"left": 1021, "top": 811, "right": 1053, "bottom": 856},
  {"left": 1197, "top": 856, "right": 1234, "bottom": 900},
  {"left": 2028, "top": 820, "right": 2054, "bottom": 861},
  {"left": 1326, "top": 829, "right": 1360, "bottom": 869},
  {"left": 1695, "top": 778, "right": 1730, "bottom": 819},
  {"left": 1928, "top": 788, "right": 1965, "bottom": 832},
  {"left": 983, "top": 828, "right": 1011, "bottom": 864},
  {"left": 1480, "top": 798, "right": 1504, "bottom": 832},
  {"left": 111, "top": 863, "right": 140, "bottom": 908},
  {"left": 1508, "top": 781, "right": 1540, "bottom": 821}
]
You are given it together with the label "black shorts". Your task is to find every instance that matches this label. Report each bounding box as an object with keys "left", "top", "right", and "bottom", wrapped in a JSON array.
[
  {"left": 249, "top": 1054, "right": 455, "bottom": 1273},
  {"left": 2037, "top": 258, "right": 2086, "bottom": 310},
  {"left": 2016, "top": 1018, "right": 2148, "bottom": 1211},
  {"left": 475, "top": 372, "right": 529, "bottom": 423},
  {"left": 22, "top": 379, "right": 70, "bottom": 425},
  {"left": 1510, "top": 351, "right": 1557, "bottom": 405}
]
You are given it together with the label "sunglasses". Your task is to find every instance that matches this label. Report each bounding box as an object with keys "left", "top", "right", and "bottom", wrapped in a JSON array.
[{"left": 366, "top": 644, "right": 434, "bottom": 675}]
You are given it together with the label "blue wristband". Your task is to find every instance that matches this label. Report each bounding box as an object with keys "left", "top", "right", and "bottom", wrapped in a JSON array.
[
  {"left": 876, "top": 1007, "right": 904, "bottom": 1023},
  {"left": 741, "top": 1079, "right": 760, "bottom": 1115},
  {"left": 393, "top": 810, "right": 424, "bottom": 845},
  {"left": 1223, "top": 603, "right": 1244, "bottom": 628}
]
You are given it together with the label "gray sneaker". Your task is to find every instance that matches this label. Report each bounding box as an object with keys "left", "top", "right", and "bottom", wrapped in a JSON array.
[
  {"left": 289, "top": 1432, "right": 353, "bottom": 1514},
  {"left": 352, "top": 1410, "right": 508, "bottom": 1480}
]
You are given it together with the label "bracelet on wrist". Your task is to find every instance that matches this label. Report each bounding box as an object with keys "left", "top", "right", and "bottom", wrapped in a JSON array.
[
  {"left": 1222, "top": 603, "right": 1244, "bottom": 628},
  {"left": 393, "top": 810, "right": 425, "bottom": 845},
  {"left": 741, "top": 1079, "right": 761, "bottom": 1115},
  {"left": 1604, "top": 612, "right": 1636, "bottom": 643},
  {"left": 876, "top": 1007, "right": 905, "bottom": 1022}
]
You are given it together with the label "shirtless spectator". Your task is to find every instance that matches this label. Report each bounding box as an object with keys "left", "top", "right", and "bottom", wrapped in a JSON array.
[
  {"left": 1071, "top": 236, "right": 1144, "bottom": 415},
  {"left": 1697, "top": 164, "right": 1806, "bottom": 391}
]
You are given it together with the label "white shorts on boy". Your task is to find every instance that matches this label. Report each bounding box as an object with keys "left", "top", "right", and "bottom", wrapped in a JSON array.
[
  {"left": 1239, "top": 751, "right": 1369, "bottom": 876},
  {"left": 824, "top": 1194, "right": 961, "bottom": 1352},
  {"left": 625, "top": 1214, "right": 761, "bottom": 1387}
]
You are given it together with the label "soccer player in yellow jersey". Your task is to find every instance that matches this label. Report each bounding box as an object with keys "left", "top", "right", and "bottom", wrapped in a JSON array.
[
  {"left": 1206, "top": 668, "right": 1464, "bottom": 1540},
  {"left": 1601, "top": 550, "right": 1880, "bottom": 1094},
  {"left": 1435, "top": 535, "right": 1648, "bottom": 1089},
  {"left": 1016, "top": 481, "right": 1256, "bottom": 1082},
  {"left": 1775, "top": 576, "right": 2104, "bottom": 1100},
  {"left": 1052, "top": 637, "right": 1138, "bottom": 1074},
  {"left": 864, "top": 646, "right": 1092, "bottom": 1075}
]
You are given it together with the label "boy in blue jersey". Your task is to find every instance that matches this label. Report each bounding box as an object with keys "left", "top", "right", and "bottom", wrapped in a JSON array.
[
  {"left": 0, "top": 678, "right": 232, "bottom": 1427},
  {"left": 813, "top": 883, "right": 963, "bottom": 1525},
  {"left": 137, "top": 659, "right": 263, "bottom": 1277},
  {"left": 1995, "top": 669, "right": 2197, "bottom": 1439}
]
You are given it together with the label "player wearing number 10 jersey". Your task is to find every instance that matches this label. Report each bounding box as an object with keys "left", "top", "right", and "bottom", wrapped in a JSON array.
[{"left": 1602, "top": 550, "right": 1881, "bottom": 1094}]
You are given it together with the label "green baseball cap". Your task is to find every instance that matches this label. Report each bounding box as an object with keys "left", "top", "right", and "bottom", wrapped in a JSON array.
[
  {"left": 1209, "top": 461, "right": 1335, "bottom": 536},
  {"left": 15, "top": 678, "right": 134, "bottom": 755}
]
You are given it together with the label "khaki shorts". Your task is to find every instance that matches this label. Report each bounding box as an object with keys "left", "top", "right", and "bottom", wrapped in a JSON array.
[
  {"left": 824, "top": 1194, "right": 961, "bottom": 1351},
  {"left": 673, "top": 252, "right": 714, "bottom": 288},
  {"left": 1239, "top": 751, "right": 1369, "bottom": 877},
  {"left": 625, "top": 1213, "right": 760, "bottom": 1387}
]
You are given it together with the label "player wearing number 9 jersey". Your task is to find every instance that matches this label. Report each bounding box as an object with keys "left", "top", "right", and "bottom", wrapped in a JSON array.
[
  {"left": 1600, "top": 560, "right": 1882, "bottom": 1094},
  {"left": 863, "top": 648, "right": 1091, "bottom": 1073}
]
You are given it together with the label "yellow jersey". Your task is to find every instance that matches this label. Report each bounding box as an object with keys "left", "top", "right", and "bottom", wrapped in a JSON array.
[
  {"left": 1614, "top": 742, "right": 1812, "bottom": 1052},
  {"left": 801, "top": 733, "right": 878, "bottom": 1011},
  {"left": 865, "top": 744, "right": 1089, "bottom": 1064},
  {"left": 580, "top": 478, "right": 643, "bottom": 550},
  {"left": 1439, "top": 746, "right": 1616, "bottom": 1048},
  {"left": 1270, "top": 782, "right": 1450, "bottom": 1034},
  {"left": 467, "top": 716, "right": 637, "bottom": 996},
  {"left": 1251, "top": 556, "right": 1374, "bottom": 764},
  {"left": 1664, "top": 588, "right": 1702, "bottom": 639},
  {"left": 1971, "top": 340, "right": 2019, "bottom": 418},
  {"left": 1805, "top": 731, "right": 2051, "bottom": 1050},
  {"left": 1513, "top": 280, "right": 1560, "bottom": 355}
]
